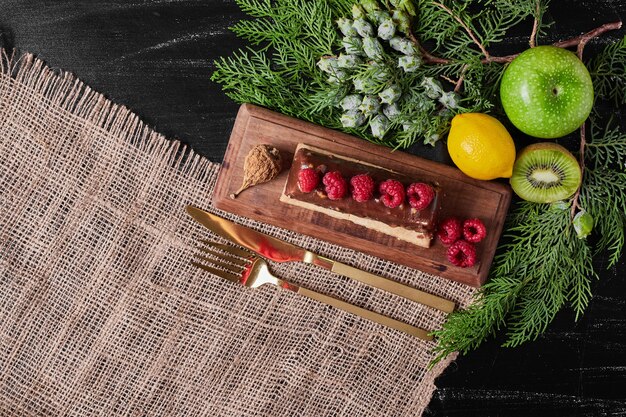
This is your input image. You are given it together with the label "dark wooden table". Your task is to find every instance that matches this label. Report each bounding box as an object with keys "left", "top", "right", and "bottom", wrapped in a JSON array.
[{"left": 1, "top": 1, "right": 625, "bottom": 415}]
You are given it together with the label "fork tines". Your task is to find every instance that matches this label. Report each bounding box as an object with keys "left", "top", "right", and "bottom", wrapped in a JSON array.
[
  {"left": 192, "top": 240, "right": 252, "bottom": 282},
  {"left": 198, "top": 240, "right": 251, "bottom": 258}
]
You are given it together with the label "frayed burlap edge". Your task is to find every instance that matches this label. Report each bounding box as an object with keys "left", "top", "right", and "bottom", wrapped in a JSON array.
[
  {"left": 0, "top": 49, "right": 216, "bottom": 184},
  {"left": 0, "top": 48, "right": 473, "bottom": 417}
]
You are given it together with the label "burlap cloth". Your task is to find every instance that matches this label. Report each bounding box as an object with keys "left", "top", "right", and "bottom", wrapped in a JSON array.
[{"left": 0, "top": 51, "right": 476, "bottom": 416}]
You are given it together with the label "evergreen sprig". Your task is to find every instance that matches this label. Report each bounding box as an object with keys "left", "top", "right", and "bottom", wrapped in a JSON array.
[
  {"left": 431, "top": 37, "right": 625, "bottom": 362},
  {"left": 416, "top": 1, "right": 537, "bottom": 60},
  {"left": 212, "top": 0, "right": 626, "bottom": 365},
  {"left": 585, "top": 117, "right": 626, "bottom": 169},
  {"left": 212, "top": 0, "right": 352, "bottom": 125},
  {"left": 432, "top": 113, "right": 624, "bottom": 362},
  {"left": 589, "top": 35, "right": 626, "bottom": 105},
  {"left": 213, "top": 0, "right": 548, "bottom": 148},
  {"left": 431, "top": 202, "right": 595, "bottom": 362}
]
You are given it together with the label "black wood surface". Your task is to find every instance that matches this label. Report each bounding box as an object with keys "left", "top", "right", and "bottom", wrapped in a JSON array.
[{"left": 1, "top": 1, "right": 625, "bottom": 416}]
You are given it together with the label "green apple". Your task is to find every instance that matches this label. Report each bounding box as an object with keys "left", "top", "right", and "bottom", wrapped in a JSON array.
[{"left": 500, "top": 46, "right": 593, "bottom": 139}]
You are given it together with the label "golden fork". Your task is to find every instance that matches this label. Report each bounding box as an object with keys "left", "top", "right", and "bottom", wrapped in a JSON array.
[{"left": 191, "top": 241, "right": 433, "bottom": 341}]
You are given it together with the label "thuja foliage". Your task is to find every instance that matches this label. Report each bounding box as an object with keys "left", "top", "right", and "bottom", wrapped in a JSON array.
[
  {"left": 212, "top": 0, "right": 545, "bottom": 148},
  {"left": 212, "top": 0, "right": 626, "bottom": 363},
  {"left": 432, "top": 201, "right": 596, "bottom": 361},
  {"left": 589, "top": 35, "right": 626, "bottom": 105},
  {"left": 212, "top": 0, "right": 352, "bottom": 127},
  {"left": 432, "top": 39, "right": 626, "bottom": 362}
]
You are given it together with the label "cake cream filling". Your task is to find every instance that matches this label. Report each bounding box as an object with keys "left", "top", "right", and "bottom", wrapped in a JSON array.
[
  {"left": 279, "top": 193, "right": 432, "bottom": 248},
  {"left": 280, "top": 143, "right": 437, "bottom": 248}
]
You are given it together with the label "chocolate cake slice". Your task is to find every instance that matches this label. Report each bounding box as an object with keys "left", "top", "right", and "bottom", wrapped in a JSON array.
[{"left": 279, "top": 143, "right": 441, "bottom": 248}]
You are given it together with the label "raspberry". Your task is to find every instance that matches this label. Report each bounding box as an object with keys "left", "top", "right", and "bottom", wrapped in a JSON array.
[
  {"left": 447, "top": 240, "right": 477, "bottom": 268},
  {"left": 322, "top": 171, "right": 348, "bottom": 200},
  {"left": 407, "top": 182, "right": 435, "bottom": 210},
  {"left": 298, "top": 168, "right": 320, "bottom": 193},
  {"left": 437, "top": 217, "right": 462, "bottom": 245},
  {"left": 350, "top": 174, "right": 375, "bottom": 202},
  {"left": 379, "top": 179, "right": 405, "bottom": 208},
  {"left": 463, "top": 218, "right": 487, "bottom": 243}
]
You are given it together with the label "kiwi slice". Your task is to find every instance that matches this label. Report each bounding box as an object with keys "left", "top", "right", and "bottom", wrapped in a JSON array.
[{"left": 510, "top": 143, "right": 582, "bottom": 203}]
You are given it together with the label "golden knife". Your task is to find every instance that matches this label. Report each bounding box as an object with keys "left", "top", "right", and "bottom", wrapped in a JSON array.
[{"left": 186, "top": 206, "right": 455, "bottom": 313}]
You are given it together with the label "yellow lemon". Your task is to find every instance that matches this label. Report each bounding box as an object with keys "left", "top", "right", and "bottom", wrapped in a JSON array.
[{"left": 447, "top": 113, "right": 516, "bottom": 180}]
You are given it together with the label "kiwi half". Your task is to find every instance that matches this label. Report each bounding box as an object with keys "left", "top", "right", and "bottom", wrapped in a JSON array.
[{"left": 510, "top": 143, "right": 582, "bottom": 203}]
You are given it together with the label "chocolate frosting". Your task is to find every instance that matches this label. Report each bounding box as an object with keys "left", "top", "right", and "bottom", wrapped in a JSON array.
[{"left": 284, "top": 146, "right": 441, "bottom": 234}]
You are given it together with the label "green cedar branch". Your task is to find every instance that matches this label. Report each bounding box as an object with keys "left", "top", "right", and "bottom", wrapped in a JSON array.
[
  {"left": 569, "top": 24, "right": 623, "bottom": 219},
  {"left": 589, "top": 35, "right": 626, "bottom": 105},
  {"left": 431, "top": 112, "right": 626, "bottom": 365},
  {"left": 413, "top": 14, "right": 622, "bottom": 65},
  {"left": 213, "top": 0, "right": 626, "bottom": 366},
  {"left": 529, "top": 0, "right": 540, "bottom": 48},
  {"left": 432, "top": 2, "right": 492, "bottom": 60}
]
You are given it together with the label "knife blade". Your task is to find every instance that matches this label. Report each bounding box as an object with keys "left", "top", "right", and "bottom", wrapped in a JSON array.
[{"left": 186, "top": 205, "right": 455, "bottom": 313}]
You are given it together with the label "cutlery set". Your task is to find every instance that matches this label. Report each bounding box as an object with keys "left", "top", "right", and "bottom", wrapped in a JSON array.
[{"left": 187, "top": 205, "right": 455, "bottom": 341}]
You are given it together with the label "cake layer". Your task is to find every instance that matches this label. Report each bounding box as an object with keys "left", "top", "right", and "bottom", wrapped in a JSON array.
[{"left": 280, "top": 143, "right": 441, "bottom": 248}]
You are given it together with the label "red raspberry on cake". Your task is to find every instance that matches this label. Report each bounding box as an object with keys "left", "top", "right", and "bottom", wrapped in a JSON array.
[
  {"left": 298, "top": 167, "right": 320, "bottom": 193},
  {"left": 379, "top": 179, "right": 405, "bottom": 208},
  {"left": 463, "top": 218, "right": 487, "bottom": 243},
  {"left": 350, "top": 174, "right": 375, "bottom": 202},
  {"left": 447, "top": 240, "right": 477, "bottom": 268},
  {"left": 407, "top": 182, "right": 435, "bottom": 210},
  {"left": 437, "top": 217, "right": 462, "bottom": 245},
  {"left": 322, "top": 171, "right": 348, "bottom": 200}
]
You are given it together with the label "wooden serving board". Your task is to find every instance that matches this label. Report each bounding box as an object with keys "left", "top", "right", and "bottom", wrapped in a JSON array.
[{"left": 213, "top": 104, "right": 512, "bottom": 287}]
